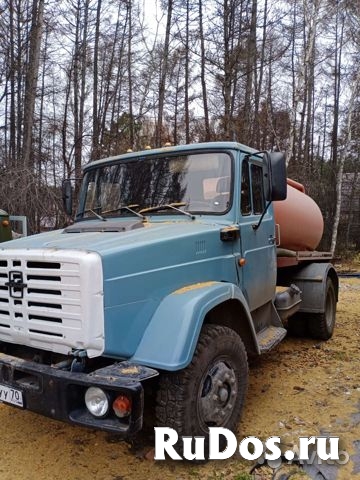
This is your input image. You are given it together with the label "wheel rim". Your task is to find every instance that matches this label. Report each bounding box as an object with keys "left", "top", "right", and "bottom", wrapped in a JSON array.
[{"left": 198, "top": 360, "right": 238, "bottom": 428}]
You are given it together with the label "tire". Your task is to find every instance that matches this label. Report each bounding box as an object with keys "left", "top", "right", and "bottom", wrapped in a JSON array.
[
  {"left": 308, "top": 278, "right": 336, "bottom": 340},
  {"left": 155, "top": 324, "right": 248, "bottom": 457}
]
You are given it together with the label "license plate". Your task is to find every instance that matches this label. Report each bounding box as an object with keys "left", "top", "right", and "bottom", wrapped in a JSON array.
[{"left": 0, "top": 384, "right": 23, "bottom": 407}]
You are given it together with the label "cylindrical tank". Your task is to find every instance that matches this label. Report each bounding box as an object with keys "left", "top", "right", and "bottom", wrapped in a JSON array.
[{"left": 273, "top": 179, "right": 323, "bottom": 251}]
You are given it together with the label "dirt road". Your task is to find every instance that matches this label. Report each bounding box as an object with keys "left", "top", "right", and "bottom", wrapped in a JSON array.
[{"left": 0, "top": 276, "right": 359, "bottom": 480}]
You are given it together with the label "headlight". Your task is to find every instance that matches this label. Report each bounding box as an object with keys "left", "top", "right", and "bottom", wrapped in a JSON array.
[{"left": 85, "top": 387, "right": 110, "bottom": 418}]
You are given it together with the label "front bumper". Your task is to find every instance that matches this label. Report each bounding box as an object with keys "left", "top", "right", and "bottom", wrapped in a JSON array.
[{"left": 0, "top": 353, "right": 158, "bottom": 435}]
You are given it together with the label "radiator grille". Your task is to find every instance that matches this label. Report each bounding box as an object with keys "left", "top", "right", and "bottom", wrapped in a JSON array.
[{"left": 0, "top": 249, "right": 104, "bottom": 357}]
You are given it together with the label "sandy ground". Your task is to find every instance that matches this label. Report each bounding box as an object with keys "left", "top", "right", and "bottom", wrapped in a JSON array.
[{"left": 0, "top": 274, "right": 359, "bottom": 480}]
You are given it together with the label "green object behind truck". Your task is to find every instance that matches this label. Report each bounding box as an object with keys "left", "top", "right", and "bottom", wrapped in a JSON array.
[
  {"left": 0, "top": 210, "right": 12, "bottom": 243},
  {"left": 0, "top": 210, "right": 27, "bottom": 242}
]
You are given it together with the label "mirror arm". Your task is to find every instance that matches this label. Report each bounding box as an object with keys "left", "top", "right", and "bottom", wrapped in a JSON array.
[{"left": 252, "top": 201, "right": 272, "bottom": 231}]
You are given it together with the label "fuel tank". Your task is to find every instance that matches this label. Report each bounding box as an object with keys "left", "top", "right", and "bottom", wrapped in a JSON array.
[{"left": 273, "top": 179, "right": 323, "bottom": 251}]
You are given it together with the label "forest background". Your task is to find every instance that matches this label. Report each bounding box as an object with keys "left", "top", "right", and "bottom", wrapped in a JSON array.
[{"left": 0, "top": 0, "right": 359, "bottom": 255}]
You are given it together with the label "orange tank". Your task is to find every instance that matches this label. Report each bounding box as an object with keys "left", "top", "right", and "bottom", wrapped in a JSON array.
[{"left": 273, "top": 179, "right": 324, "bottom": 251}]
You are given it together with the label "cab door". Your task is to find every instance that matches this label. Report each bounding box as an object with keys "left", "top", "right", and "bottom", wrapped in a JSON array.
[{"left": 237, "top": 157, "right": 277, "bottom": 312}]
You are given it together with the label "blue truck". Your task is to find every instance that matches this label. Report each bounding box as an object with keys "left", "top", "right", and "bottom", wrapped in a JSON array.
[{"left": 0, "top": 142, "right": 337, "bottom": 445}]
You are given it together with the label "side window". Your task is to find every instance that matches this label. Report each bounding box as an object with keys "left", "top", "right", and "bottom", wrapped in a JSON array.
[
  {"left": 241, "top": 160, "right": 251, "bottom": 215},
  {"left": 251, "top": 164, "right": 265, "bottom": 214},
  {"left": 240, "top": 160, "right": 265, "bottom": 216}
]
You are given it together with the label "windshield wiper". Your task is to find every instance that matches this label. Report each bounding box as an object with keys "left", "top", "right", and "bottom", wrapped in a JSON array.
[
  {"left": 139, "top": 203, "right": 195, "bottom": 220},
  {"left": 102, "top": 204, "right": 145, "bottom": 220},
  {"left": 77, "top": 208, "right": 106, "bottom": 221}
]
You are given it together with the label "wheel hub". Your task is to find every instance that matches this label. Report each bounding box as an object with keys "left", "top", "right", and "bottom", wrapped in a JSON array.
[{"left": 199, "top": 361, "right": 238, "bottom": 426}]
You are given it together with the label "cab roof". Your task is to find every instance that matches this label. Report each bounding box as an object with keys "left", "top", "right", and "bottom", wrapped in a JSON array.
[{"left": 83, "top": 141, "right": 260, "bottom": 172}]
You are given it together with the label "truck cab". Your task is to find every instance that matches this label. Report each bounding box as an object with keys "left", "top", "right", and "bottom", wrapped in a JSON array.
[{"left": 0, "top": 142, "right": 337, "bottom": 452}]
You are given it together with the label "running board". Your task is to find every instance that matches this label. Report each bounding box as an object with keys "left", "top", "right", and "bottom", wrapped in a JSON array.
[{"left": 257, "top": 326, "right": 287, "bottom": 353}]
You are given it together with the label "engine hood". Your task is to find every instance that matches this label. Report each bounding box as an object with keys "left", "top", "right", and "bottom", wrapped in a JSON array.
[{"left": 0, "top": 218, "right": 229, "bottom": 258}]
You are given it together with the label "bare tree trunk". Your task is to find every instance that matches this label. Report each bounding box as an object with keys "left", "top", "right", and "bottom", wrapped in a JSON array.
[
  {"left": 173, "top": 61, "right": 181, "bottom": 145},
  {"left": 23, "top": 0, "right": 44, "bottom": 169},
  {"left": 303, "top": 24, "right": 316, "bottom": 173},
  {"left": 37, "top": 23, "right": 49, "bottom": 232},
  {"left": 254, "top": 0, "right": 267, "bottom": 148},
  {"left": 244, "top": 0, "right": 257, "bottom": 144},
  {"left": 8, "top": 0, "right": 16, "bottom": 165},
  {"left": 330, "top": 9, "right": 345, "bottom": 168},
  {"left": 101, "top": 3, "right": 127, "bottom": 154},
  {"left": 198, "top": 0, "right": 210, "bottom": 140},
  {"left": 219, "top": 0, "right": 244, "bottom": 140},
  {"left": 287, "top": 0, "right": 319, "bottom": 169},
  {"left": 16, "top": 1, "right": 23, "bottom": 162},
  {"left": 91, "top": 0, "right": 102, "bottom": 160},
  {"left": 222, "top": 0, "right": 232, "bottom": 138},
  {"left": 184, "top": 0, "right": 190, "bottom": 144},
  {"left": 127, "top": 0, "right": 134, "bottom": 148},
  {"left": 155, "top": 0, "right": 173, "bottom": 146},
  {"left": 73, "top": 0, "right": 90, "bottom": 197},
  {"left": 62, "top": 69, "right": 72, "bottom": 178}
]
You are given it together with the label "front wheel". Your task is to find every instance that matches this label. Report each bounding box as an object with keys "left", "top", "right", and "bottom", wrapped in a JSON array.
[
  {"left": 155, "top": 325, "right": 248, "bottom": 455},
  {"left": 308, "top": 278, "right": 337, "bottom": 340}
]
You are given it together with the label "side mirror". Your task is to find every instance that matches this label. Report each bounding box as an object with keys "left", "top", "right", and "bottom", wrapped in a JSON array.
[
  {"left": 62, "top": 179, "right": 73, "bottom": 216},
  {"left": 265, "top": 152, "right": 287, "bottom": 201}
]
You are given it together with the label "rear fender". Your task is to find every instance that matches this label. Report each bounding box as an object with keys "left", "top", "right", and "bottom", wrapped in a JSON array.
[
  {"left": 280, "top": 263, "right": 338, "bottom": 313},
  {"left": 130, "top": 281, "right": 256, "bottom": 371}
]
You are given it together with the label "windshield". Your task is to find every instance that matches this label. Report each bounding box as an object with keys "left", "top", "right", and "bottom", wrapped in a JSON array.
[{"left": 77, "top": 151, "right": 232, "bottom": 220}]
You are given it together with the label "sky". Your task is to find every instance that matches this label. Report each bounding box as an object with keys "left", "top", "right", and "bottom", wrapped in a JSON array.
[{"left": 141, "top": 0, "right": 166, "bottom": 38}]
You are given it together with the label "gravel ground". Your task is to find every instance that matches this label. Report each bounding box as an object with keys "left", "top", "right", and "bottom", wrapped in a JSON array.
[{"left": 0, "top": 275, "right": 359, "bottom": 480}]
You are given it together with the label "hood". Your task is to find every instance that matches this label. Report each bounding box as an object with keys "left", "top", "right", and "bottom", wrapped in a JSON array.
[{"left": 0, "top": 218, "right": 227, "bottom": 257}]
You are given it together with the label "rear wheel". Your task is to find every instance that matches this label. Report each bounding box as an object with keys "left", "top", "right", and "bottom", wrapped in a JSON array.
[
  {"left": 308, "top": 278, "right": 336, "bottom": 340},
  {"left": 155, "top": 325, "right": 248, "bottom": 456}
]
